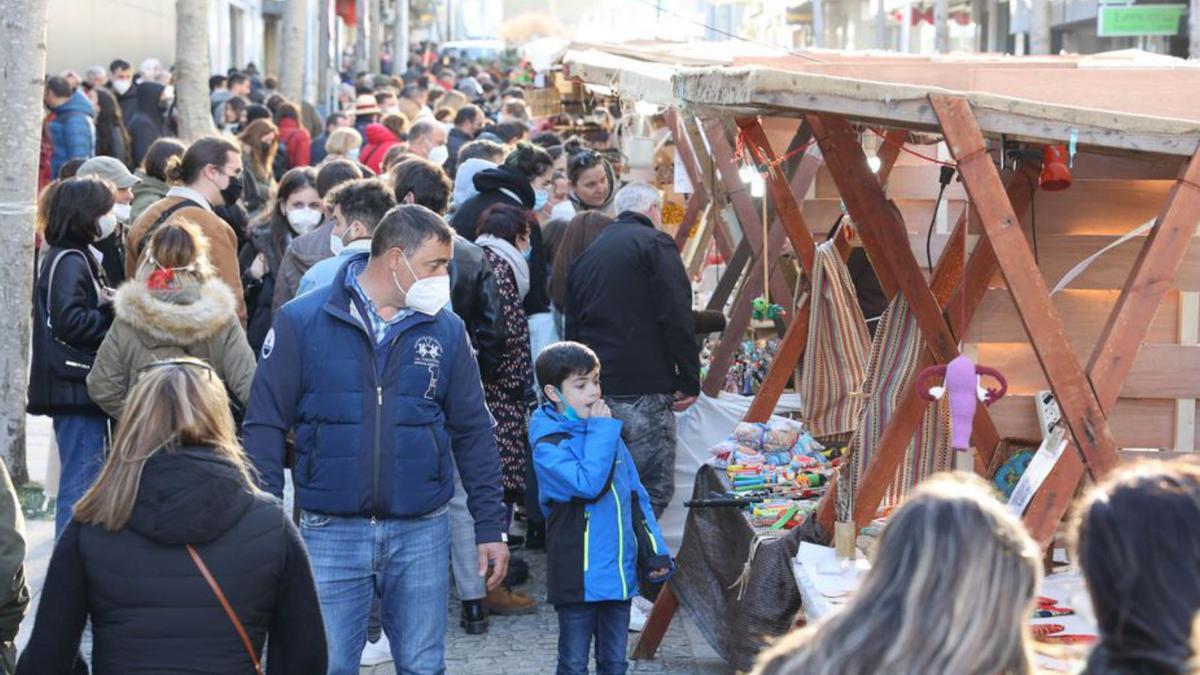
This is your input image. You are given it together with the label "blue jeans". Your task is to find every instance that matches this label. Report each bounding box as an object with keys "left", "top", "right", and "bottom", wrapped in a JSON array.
[
  {"left": 555, "top": 600, "right": 631, "bottom": 675},
  {"left": 52, "top": 415, "right": 107, "bottom": 537},
  {"left": 301, "top": 507, "right": 450, "bottom": 675}
]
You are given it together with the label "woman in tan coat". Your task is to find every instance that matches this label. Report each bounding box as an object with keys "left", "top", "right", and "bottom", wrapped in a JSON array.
[{"left": 87, "top": 220, "right": 256, "bottom": 420}]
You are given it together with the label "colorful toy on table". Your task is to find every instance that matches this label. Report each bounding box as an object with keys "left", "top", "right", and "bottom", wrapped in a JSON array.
[
  {"left": 751, "top": 296, "right": 785, "bottom": 321},
  {"left": 915, "top": 354, "right": 1008, "bottom": 451},
  {"left": 731, "top": 420, "right": 803, "bottom": 454}
]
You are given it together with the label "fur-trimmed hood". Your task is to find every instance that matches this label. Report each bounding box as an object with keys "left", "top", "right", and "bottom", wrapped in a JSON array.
[{"left": 113, "top": 277, "right": 238, "bottom": 346}]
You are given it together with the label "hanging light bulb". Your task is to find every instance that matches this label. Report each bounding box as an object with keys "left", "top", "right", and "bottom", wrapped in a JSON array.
[
  {"left": 749, "top": 172, "right": 766, "bottom": 198},
  {"left": 633, "top": 100, "right": 660, "bottom": 117},
  {"left": 867, "top": 156, "right": 882, "bottom": 173}
]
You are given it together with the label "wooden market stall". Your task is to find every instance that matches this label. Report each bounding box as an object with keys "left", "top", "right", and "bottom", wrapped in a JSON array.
[{"left": 559, "top": 43, "right": 1200, "bottom": 668}]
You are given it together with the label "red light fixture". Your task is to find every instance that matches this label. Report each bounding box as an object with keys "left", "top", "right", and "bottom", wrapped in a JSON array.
[{"left": 1039, "top": 144, "right": 1072, "bottom": 191}]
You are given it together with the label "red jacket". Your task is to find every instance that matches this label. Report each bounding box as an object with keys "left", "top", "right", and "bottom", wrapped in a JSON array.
[
  {"left": 278, "top": 117, "right": 312, "bottom": 168},
  {"left": 360, "top": 123, "right": 403, "bottom": 174}
]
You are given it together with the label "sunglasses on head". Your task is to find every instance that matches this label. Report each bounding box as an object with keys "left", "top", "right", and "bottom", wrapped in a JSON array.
[{"left": 570, "top": 149, "right": 602, "bottom": 170}]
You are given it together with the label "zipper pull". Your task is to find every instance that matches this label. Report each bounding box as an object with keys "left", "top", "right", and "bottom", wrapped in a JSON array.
[
  {"left": 377, "top": 386, "right": 383, "bottom": 406},
  {"left": 370, "top": 516, "right": 378, "bottom": 527}
]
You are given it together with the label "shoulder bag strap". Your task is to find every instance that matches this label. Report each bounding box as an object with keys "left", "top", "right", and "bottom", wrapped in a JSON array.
[
  {"left": 44, "top": 249, "right": 96, "bottom": 332},
  {"left": 185, "top": 544, "right": 264, "bottom": 675}
]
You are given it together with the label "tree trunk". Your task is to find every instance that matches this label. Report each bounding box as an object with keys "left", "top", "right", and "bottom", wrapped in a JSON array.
[
  {"left": 1191, "top": 0, "right": 1200, "bottom": 58},
  {"left": 175, "top": 0, "right": 216, "bottom": 141},
  {"left": 392, "top": 0, "right": 409, "bottom": 76},
  {"left": 355, "top": 0, "right": 369, "bottom": 74},
  {"left": 369, "top": 0, "right": 383, "bottom": 74},
  {"left": 934, "top": 0, "right": 949, "bottom": 52},
  {"left": 318, "top": 0, "right": 331, "bottom": 108},
  {"left": 279, "top": 0, "right": 306, "bottom": 102},
  {"left": 1029, "top": 0, "right": 1051, "bottom": 55},
  {"left": 0, "top": 0, "right": 48, "bottom": 484}
]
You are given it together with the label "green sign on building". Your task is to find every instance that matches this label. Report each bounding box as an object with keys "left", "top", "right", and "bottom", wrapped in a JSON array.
[{"left": 1097, "top": 4, "right": 1186, "bottom": 37}]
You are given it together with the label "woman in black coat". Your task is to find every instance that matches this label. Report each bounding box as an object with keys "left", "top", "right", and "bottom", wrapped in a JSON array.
[
  {"left": 28, "top": 177, "right": 116, "bottom": 537},
  {"left": 17, "top": 358, "right": 327, "bottom": 674}
]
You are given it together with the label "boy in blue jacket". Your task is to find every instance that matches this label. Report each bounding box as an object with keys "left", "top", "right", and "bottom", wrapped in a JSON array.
[{"left": 530, "top": 341, "right": 673, "bottom": 675}]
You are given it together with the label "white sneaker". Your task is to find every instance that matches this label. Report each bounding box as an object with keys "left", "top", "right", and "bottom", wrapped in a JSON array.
[
  {"left": 629, "top": 597, "right": 653, "bottom": 632},
  {"left": 360, "top": 633, "right": 394, "bottom": 666}
]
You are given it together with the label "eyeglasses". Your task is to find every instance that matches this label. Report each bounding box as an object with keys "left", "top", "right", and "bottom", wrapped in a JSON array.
[{"left": 136, "top": 358, "right": 215, "bottom": 380}]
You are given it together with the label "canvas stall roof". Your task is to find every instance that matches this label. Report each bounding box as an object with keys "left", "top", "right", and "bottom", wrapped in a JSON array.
[{"left": 561, "top": 46, "right": 1200, "bottom": 157}]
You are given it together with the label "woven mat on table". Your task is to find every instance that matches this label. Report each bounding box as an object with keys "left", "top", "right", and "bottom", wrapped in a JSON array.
[
  {"left": 798, "top": 240, "right": 871, "bottom": 438},
  {"left": 836, "top": 295, "right": 953, "bottom": 523},
  {"left": 672, "top": 465, "right": 822, "bottom": 671}
]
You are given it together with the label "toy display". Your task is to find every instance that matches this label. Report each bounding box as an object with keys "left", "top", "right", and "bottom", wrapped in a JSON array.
[
  {"left": 700, "top": 338, "right": 780, "bottom": 396},
  {"left": 698, "top": 419, "right": 846, "bottom": 530}
]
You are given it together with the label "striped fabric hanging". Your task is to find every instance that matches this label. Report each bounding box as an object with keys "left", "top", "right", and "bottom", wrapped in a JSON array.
[
  {"left": 836, "top": 295, "right": 953, "bottom": 523},
  {"left": 798, "top": 240, "right": 871, "bottom": 437}
]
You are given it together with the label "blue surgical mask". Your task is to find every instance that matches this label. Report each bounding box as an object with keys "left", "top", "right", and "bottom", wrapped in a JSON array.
[
  {"left": 533, "top": 189, "right": 549, "bottom": 211},
  {"left": 347, "top": 147, "right": 361, "bottom": 161},
  {"left": 522, "top": 246, "right": 532, "bottom": 262},
  {"left": 553, "top": 387, "right": 580, "bottom": 420}
]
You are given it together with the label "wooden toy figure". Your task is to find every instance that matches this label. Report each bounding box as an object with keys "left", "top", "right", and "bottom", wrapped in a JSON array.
[{"left": 915, "top": 355, "right": 1008, "bottom": 451}]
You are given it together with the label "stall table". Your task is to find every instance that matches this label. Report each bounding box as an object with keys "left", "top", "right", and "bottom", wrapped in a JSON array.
[{"left": 670, "top": 464, "right": 823, "bottom": 671}]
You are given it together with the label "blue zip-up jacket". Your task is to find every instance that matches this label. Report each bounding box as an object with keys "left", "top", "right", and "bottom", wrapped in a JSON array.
[
  {"left": 242, "top": 253, "right": 507, "bottom": 543},
  {"left": 530, "top": 404, "right": 673, "bottom": 605},
  {"left": 49, "top": 90, "right": 96, "bottom": 177}
]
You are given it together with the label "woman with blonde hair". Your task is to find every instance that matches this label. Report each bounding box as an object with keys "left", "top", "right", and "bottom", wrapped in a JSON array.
[
  {"left": 238, "top": 118, "right": 279, "bottom": 216},
  {"left": 87, "top": 219, "right": 256, "bottom": 420},
  {"left": 321, "top": 126, "right": 363, "bottom": 165},
  {"left": 18, "top": 358, "right": 327, "bottom": 673},
  {"left": 752, "top": 472, "right": 1042, "bottom": 675}
]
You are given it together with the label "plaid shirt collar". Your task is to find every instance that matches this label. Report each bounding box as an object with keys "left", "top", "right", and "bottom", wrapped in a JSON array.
[{"left": 344, "top": 259, "right": 412, "bottom": 343}]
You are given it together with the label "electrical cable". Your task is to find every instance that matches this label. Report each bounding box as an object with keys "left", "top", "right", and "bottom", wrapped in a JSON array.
[
  {"left": 625, "top": 0, "right": 828, "bottom": 63},
  {"left": 926, "top": 165, "right": 956, "bottom": 272},
  {"left": 1023, "top": 170, "right": 1040, "bottom": 265}
]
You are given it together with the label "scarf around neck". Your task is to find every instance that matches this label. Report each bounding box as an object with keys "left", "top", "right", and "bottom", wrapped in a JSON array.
[{"left": 476, "top": 234, "right": 530, "bottom": 299}]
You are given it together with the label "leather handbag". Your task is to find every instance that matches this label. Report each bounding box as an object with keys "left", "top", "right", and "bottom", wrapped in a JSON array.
[
  {"left": 42, "top": 250, "right": 101, "bottom": 382},
  {"left": 186, "top": 544, "right": 264, "bottom": 675}
]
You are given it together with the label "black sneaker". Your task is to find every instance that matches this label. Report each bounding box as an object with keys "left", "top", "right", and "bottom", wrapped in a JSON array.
[{"left": 460, "top": 600, "right": 488, "bottom": 635}]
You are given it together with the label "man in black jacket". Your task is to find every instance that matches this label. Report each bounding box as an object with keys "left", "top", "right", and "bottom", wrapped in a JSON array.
[
  {"left": 390, "top": 158, "right": 528, "bottom": 630},
  {"left": 565, "top": 182, "right": 699, "bottom": 519}
]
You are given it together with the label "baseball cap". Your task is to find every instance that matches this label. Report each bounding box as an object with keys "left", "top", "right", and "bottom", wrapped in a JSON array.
[{"left": 76, "top": 156, "right": 140, "bottom": 189}]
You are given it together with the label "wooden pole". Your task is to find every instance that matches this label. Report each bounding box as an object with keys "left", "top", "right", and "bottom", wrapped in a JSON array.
[
  {"left": 666, "top": 108, "right": 710, "bottom": 251},
  {"left": 1020, "top": 142, "right": 1200, "bottom": 545},
  {"left": 743, "top": 128, "right": 908, "bottom": 424},
  {"left": 932, "top": 95, "right": 1120, "bottom": 476}
]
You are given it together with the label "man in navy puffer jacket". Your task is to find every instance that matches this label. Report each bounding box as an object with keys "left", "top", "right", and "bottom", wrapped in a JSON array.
[
  {"left": 243, "top": 204, "right": 509, "bottom": 674},
  {"left": 44, "top": 76, "right": 95, "bottom": 177}
]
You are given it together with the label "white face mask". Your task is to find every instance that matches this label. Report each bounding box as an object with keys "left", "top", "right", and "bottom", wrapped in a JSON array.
[
  {"left": 112, "top": 202, "right": 132, "bottom": 222},
  {"left": 392, "top": 253, "right": 450, "bottom": 316},
  {"left": 96, "top": 213, "right": 118, "bottom": 241},
  {"left": 428, "top": 144, "right": 449, "bottom": 165},
  {"left": 286, "top": 207, "right": 323, "bottom": 235},
  {"left": 329, "top": 234, "right": 345, "bottom": 255},
  {"left": 112, "top": 78, "right": 132, "bottom": 95}
]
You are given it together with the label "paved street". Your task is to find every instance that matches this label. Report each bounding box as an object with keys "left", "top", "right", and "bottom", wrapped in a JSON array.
[{"left": 16, "top": 415, "right": 728, "bottom": 674}]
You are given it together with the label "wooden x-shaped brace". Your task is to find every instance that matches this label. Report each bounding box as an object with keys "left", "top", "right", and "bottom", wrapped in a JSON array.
[
  {"left": 664, "top": 108, "right": 711, "bottom": 253},
  {"left": 806, "top": 111, "right": 1011, "bottom": 532},
  {"left": 700, "top": 119, "right": 816, "bottom": 396},
  {"left": 743, "top": 126, "right": 908, "bottom": 423},
  {"left": 932, "top": 95, "right": 1200, "bottom": 545}
]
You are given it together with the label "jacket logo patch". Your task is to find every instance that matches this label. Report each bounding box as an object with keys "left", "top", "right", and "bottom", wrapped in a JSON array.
[
  {"left": 414, "top": 336, "right": 442, "bottom": 399},
  {"left": 261, "top": 328, "right": 276, "bottom": 359}
]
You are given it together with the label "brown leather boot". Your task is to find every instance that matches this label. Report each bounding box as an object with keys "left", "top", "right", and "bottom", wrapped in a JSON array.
[{"left": 483, "top": 586, "right": 538, "bottom": 615}]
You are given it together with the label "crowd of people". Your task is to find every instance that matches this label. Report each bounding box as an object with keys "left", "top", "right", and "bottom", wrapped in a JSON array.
[
  {"left": 21, "top": 49, "right": 699, "bottom": 674},
  {"left": 11, "top": 47, "right": 1200, "bottom": 675}
]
